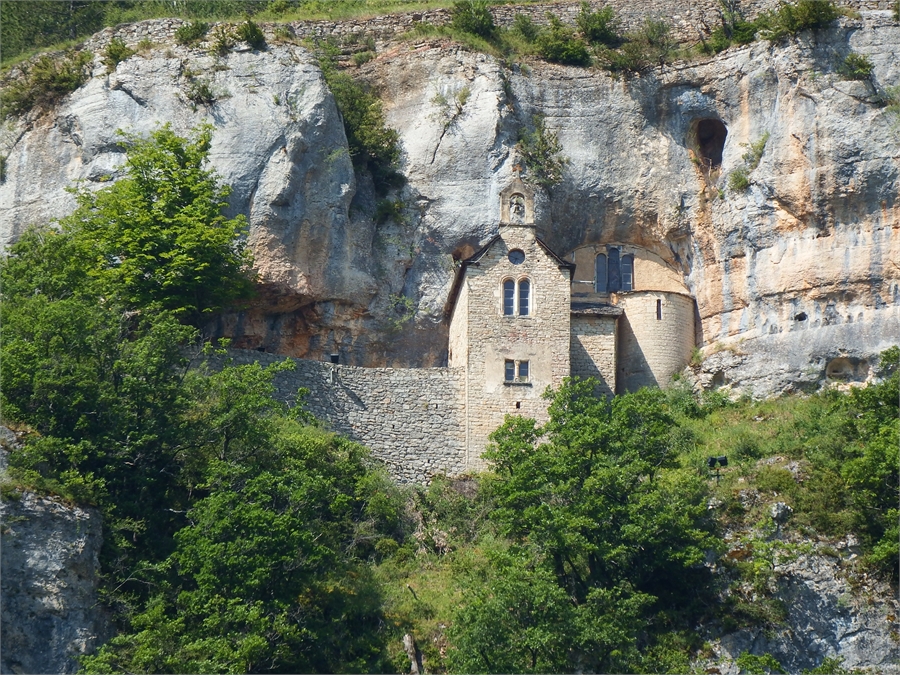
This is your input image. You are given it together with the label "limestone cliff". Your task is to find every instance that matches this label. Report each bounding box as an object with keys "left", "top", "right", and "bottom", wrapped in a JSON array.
[
  {"left": 1, "top": 432, "right": 110, "bottom": 674},
  {"left": 1, "top": 7, "right": 898, "bottom": 394}
]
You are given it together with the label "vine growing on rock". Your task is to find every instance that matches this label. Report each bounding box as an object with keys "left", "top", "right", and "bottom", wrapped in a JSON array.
[{"left": 316, "top": 42, "right": 402, "bottom": 196}]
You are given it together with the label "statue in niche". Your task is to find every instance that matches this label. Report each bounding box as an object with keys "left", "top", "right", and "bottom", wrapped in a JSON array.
[{"left": 509, "top": 193, "right": 525, "bottom": 223}]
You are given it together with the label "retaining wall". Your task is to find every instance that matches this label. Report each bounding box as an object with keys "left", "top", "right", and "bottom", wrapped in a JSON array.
[
  {"left": 80, "top": 0, "right": 894, "bottom": 56},
  {"left": 226, "top": 350, "right": 467, "bottom": 483}
]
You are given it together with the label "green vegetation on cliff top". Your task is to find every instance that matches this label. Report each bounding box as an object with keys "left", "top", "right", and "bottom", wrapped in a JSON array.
[{"left": 1, "top": 126, "right": 897, "bottom": 675}]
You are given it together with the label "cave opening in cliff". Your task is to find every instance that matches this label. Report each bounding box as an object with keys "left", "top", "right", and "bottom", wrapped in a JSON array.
[{"left": 694, "top": 119, "right": 727, "bottom": 169}]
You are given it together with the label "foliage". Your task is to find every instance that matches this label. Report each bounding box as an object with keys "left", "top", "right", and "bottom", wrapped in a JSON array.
[
  {"left": 174, "top": 20, "right": 209, "bottom": 44},
  {"left": 735, "top": 651, "right": 787, "bottom": 674},
  {"left": 535, "top": 14, "right": 592, "bottom": 66},
  {"left": 510, "top": 13, "right": 540, "bottom": 43},
  {"left": 184, "top": 77, "right": 217, "bottom": 104},
  {"left": 55, "top": 125, "right": 253, "bottom": 321},
  {"left": 1, "top": 50, "right": 92, "bottom": 118},
  {"left": 600, "top": 18, "right": 674, "bottom": 73},
  {"left": 699, "top": 0, "right": 760, "bottom": 54},
  {"left": 103, "top": 37, "right": 135, "bottom": 73},
  {"left": 317, "top": 48, "right": 402, "bottom": 195},
  {"left": 576, "top": 1, "right": 619, "bottom": 47},
  {"left": 838, "top": 52, "right": 874, "bottom": 80},
  {"left": 352, "top": 49, "right": 375, "bottom": 66},
  {"left": 235, "top": 18, "right": 266, "bottom": 49},
  {"left": 743, "top": 131, "right": 770, "bottom": 170},
  {"left": 208, "top": 24, "right": 235, "bottom": 55},
  {"left": 81, "top": 422, "right": 403, "bottom": 674},
  {"left": 728, "top": 166, "right": 751, "bottom": 191},
  {"left": 450, "top": 0, "right": 496, "bottom": 39},
  {"left": 756, "top": 0, "right": 840, "bottom": 41},
  {"left": 517, "top": 115, "right": 568, "bottom": 189},
  {"left": 448, "top": 380, "right": 719, "bottom": 673}
]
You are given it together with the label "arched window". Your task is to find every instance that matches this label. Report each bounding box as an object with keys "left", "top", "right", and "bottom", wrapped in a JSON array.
[
  {"left": 595, "top": 248, "right": 635, "bottom": 293},
  {"left": 518, "top": 279, "right": 530, "bottom": 316},
  {"left": 502, "top": 278, "right": 532, "bottom": 316},
  {"left": 503, "top": 279, "right": 515, "bottom": 315}
]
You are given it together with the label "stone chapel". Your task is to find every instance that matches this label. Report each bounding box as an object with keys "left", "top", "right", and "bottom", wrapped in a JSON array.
[{"left": 445, "top": 178, "right": 697, "bottom": 463}]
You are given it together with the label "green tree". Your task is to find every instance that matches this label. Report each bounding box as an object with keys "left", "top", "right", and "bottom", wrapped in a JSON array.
[
  {"left": 59, "top": 124, "right": 254, "bottom": 322},
  {"left": 449, "top": 380, "right": 718, "bottom": 672},
  {"left": 450, "top": 0, "right": 496, "bottom": 39},
  {"left": 536, "top": 14, "right": 592, "bottom": 66},
  {"left": 81, "top": 422, "right": 404, "bottom": 674},
  {"left": 576, "top": 2, "right": 619, "bottom": 47}
]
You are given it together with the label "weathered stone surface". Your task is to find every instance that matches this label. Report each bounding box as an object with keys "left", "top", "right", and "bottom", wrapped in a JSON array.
[
  {"left": 0, "top": 492, "right": 109, "bottom": 674},
  {"left": 698, "top": 543, "right": 900, "bottom": 673},
  {"left": 1, "top": 9, "right": 898, "bottom": 391}
]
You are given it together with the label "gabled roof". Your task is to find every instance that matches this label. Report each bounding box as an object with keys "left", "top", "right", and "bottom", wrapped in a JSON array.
[{"left": 443, "top": 231, "right": 576, "bottom": 319}]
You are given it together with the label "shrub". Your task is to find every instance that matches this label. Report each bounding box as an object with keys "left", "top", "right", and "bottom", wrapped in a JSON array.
[
  {"left": 838, "top": 52, "right": 874, "bottom": 80},
  {"left": 510, "top": 13, "right": 540, "bottom": 43},
  {"left": 601, "top": 18, "right": 673, "bottom": 73},
  {"left": 236, "top": 19, "right": 266, "bottom": 50},
  {"left": 174, "top": 20, "right": 209, "bottom": 45},
  {"left": 318, "top": 51, "right": 401, "bottom": 195},
  {"left": 208, "top": 25, "right": 234, "bottom": 55},
  {"left": 536, "top": 15, "right": 591, "bottom": 66},
  {"left": 517, "top": 115, "right": 568, "bottom": 188},
  {"left": 728, "top": 166, "right": 751, "bottom": 191},
  {"left": 352, "top": 50, "right": 375, "bottom": 66},
  {"left": 103, "top": 38, "right": 134, "bottom": 73},
  {"left": 1, "top": 51, "right": 93, "bottom": 118},
  {"left": 450, "top": 0, "right": 496, "bottom": 39},
  {"left": 576, "top": 1, "right": 619, "bottom": 47},
  {"left": 185, "top": 78, "right": 216, "bottom": 104},
  {"left": 758, "top": 0, "right": 840, "bottom": 41},
  {"left": 742, "top": 131, "right": 770, "bottom": 170}
]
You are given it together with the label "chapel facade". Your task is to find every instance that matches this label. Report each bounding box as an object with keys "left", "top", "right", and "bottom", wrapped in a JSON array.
[{"left": 446, "top": 179, "right": 697, "bottom": 468}]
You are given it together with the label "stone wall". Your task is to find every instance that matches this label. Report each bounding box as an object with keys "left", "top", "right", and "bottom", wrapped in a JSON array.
[
  {"left": 79, "top": 0, "right": 894, "bottom": 57},
  {"left": 617, "top": 291, "right": 696, "bottom": 392},
  {"left": 570, "top": 314, "right": 618, "bottom": 395},
  {"left": 226, "top": 350, "right": 467, "bottom": 482}
]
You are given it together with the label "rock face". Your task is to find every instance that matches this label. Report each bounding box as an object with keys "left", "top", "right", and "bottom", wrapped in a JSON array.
[
  {"left": 0, "top": 491, "right": 109, "bottom": 674},
  {"left": 1, "top": 8, "right": 898, "bottom": 393},
  {"left": 701, "top": 542, "right": 900, "bottom": 673}
]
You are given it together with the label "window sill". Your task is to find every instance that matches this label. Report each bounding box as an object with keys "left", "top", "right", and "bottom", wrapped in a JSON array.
[{"left": 503, "top": 381, "right": 532, "bottom": 387}]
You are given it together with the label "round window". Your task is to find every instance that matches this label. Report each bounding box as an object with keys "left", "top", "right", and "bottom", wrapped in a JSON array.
[{"left": 508, "top": 250, "right": 525, "bottom": 265}]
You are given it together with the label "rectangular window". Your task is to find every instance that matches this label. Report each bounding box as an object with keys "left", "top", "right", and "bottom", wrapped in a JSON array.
[
  {"left": 503, "top": 280, "right": 515, "bottom": 315},
  {"left": 505, "top": 360, "right": 516, "bottom": 381},
  {"left": 517, "top": 360, "right": 529, "bottom": 382},
  {"left": 656, "top": 298, "right": 662, "bottom": 320},
  {"left": 595, "top": 254, "right": 608, "bottom": 293},
  {"left": 518, "top": 280, "right": 530, "bottom": 316},
  {"left": 622, "top": 254, "right": 634, "bottom": 291}
]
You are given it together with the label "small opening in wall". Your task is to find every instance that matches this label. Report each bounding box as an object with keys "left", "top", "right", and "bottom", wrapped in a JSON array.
[
  {"left": 656, "top": 299, "right": 662, "bottom": 320},
  {"left": 515, "top": 402, "right": 521, "bottom": 409},
  {"left": 795, "top": 312, "right": 807, "bottom": 321}
]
